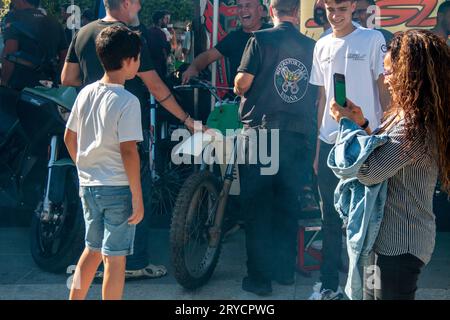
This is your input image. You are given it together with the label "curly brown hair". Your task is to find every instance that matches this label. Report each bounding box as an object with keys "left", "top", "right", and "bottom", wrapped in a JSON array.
[{"left": 388, "top": 30, "right": 450, "bottom": 192}]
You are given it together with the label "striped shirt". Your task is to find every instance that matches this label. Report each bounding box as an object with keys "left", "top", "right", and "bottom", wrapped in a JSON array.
[{"left": 356, "top": 120, "right": 438, "bottom": 264}]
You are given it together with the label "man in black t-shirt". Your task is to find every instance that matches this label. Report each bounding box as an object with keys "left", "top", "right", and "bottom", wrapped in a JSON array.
[
  {"left": 1, "top": 0, "right": 67, "bottom": 89},
  {"left": 61, "top": 0, "right": 198, "bottom": 132},
  {"left": 61, "top": 0, "right": 200, "bottom": 281},
  {"left": 234, "top": 0, "right": 317, "bottom": 296},
  {"left": 128, "top": 15, "right": 152, "bottom": 129},
  {"left": 182, "top": 0, "right": 270, "bottom": 85},
  {"left": 60, "top": 2, "right": 74, "bottom": 44}
]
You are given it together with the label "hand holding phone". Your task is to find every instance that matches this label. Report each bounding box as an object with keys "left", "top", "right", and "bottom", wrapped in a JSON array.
[{"left": 333, "top": 73, "right": 347, "bottom": 107}]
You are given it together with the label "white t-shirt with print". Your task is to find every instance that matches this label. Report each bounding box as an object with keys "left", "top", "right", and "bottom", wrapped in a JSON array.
[
  {"left": 310, "top": 27, "right": 386, "bottom": 144},
  {"left": 66, "top": 81, "right": 143, "bottom": 186}
]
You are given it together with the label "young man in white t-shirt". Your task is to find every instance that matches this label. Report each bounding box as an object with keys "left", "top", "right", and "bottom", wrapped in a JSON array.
[
  {"left": 64, "top": 25, "right": 143, "bottom": 300},
  {"left": 308, "top": 0, "right": 390, "bottom": 300}
]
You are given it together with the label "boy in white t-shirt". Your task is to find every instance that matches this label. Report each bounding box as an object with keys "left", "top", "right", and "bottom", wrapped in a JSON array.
[
  {"left": 308, "top": 0, "right": 390, "bottom": 300},
  {"left": 64, "top": 25, "right": 143, "bottom": 300}
]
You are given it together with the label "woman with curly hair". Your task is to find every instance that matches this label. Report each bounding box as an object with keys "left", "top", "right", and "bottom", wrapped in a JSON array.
[{"left": 330, "top": 29, "right": 450, "bottom": 300}]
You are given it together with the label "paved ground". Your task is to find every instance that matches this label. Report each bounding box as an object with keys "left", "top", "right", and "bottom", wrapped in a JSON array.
[{"left": 1, "top": 227, "right": 450, "bottom": 300}]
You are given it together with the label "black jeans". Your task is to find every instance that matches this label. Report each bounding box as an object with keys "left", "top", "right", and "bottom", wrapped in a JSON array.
[
  {"left": 364, "top": 253, "right": 425, "bottom": 300},
  {"left": 318, "top": 141, "right": 344, "bottom": 291},
  {"left": 240, "top": 130, "right": 314, "bottom": 283}
]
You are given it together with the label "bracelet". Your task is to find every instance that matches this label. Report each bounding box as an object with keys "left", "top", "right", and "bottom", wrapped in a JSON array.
[
  {"left": 182, "top": 113, "right": 191, "bottom": 124},
  {"left": 158, "top": 92, "right": 172, "bottom": 104},
  {"left": 361, "top": 118, "right": 370, "bottom": 130}
]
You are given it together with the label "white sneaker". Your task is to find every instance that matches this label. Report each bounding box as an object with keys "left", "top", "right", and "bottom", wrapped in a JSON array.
[{"left": 308, "top": 282, "right": 344, "bottom": 300}]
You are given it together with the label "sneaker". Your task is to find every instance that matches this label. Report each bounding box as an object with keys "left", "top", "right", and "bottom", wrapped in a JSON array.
[
  {"left": 308, "top": 282, "right": 344, "bottom": 300},
  {"left": 242, "top": 277, "right": 272, "bottom": 296}
]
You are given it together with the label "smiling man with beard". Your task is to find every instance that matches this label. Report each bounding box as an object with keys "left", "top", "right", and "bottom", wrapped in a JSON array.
[{"left": 182, "top": 0, "right": 271, "bottom": 85}]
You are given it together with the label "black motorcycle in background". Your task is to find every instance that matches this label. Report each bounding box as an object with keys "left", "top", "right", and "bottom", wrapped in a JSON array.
[
  {"left": 0, "top": 22, "right": 83, "bottom": 272},
  {"left": 0, "top": 23, "right": 206, "bottom": 274}
]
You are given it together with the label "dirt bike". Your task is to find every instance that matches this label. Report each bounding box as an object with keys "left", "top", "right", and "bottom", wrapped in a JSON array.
[
  {"left": 169, "top": 80, "right": 450, "bottom": 289},
  {"left": 169, "top": 80, "right": 243, "bottom": 289}
]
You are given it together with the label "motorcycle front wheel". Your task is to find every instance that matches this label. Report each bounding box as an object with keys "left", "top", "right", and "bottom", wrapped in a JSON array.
[
  {"left": 30, "top": 167, "right": 84, "bottom": 273},
  {"left": 170, "top": 170, "right": 224, "bottom": 289}
]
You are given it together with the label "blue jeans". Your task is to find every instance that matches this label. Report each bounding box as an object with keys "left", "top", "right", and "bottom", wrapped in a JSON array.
[
  {"left": 88, "top": 189, "right": 151, "bottom": 270},
  {"left": 79, "top": 186, "right": 136, "bottom": 256}
]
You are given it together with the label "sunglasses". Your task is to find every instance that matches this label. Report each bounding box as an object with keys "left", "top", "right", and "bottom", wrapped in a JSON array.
[{"left": 383, "top": 69, "right": 393, "bottom": 76}]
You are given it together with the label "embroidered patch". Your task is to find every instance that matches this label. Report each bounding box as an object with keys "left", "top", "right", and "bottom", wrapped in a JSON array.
[{"left": 274, "top": 58, "right": 309, "bottom": 103}]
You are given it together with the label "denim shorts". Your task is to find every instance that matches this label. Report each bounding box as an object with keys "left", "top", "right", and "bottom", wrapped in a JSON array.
[{"left": 79, "top": 186, "right": 136, "bottom": 256}]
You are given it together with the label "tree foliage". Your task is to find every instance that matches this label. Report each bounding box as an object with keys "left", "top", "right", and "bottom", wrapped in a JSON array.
[{"left": 1, "top": 0, "right": 11, "bottom": 20}]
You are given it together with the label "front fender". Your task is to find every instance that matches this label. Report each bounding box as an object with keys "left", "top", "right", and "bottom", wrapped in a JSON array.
[{"left": 173, "top": 131, "right": 215, "bottom": 157}]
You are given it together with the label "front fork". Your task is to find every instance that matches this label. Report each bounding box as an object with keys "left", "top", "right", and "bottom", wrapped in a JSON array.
[
  {"left": 208, "top": 135, "right": 239, "bottom": 247},
  {"left": 149, "top": 94, "right": 169, "bottom": 181},
  {"left": 149, "top": 95, "right": 156, "bottom": 179},
  {"left": 41, "top": 135, "right": 59, "bottom": 222}
]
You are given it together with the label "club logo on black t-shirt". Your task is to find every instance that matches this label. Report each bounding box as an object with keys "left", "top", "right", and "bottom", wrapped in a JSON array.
[{"left": 274, "top": 58, "right": 309, "bottom": 104}]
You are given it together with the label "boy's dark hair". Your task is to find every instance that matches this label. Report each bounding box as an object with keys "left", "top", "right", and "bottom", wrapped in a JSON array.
[
  {"left": 152, "top": 10, "right": 169, "bottom": 25},
  {"left": 437, "top": 1, "right": 450, "bottom": 14},
  {"left": 271, "top": 0, "right": 299, "bottom": 17},
  {"left": 95, "top": 25, "right": 141, "bottom": 72}
]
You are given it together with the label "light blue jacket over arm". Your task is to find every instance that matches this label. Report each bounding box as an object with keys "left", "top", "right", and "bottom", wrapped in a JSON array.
[{"left": 327, "top": 118, "right": 389, "bottom": 300}]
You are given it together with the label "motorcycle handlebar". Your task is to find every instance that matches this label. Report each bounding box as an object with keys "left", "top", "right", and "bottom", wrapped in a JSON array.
[{"left": 173, "top": 78, "right": 234, "bottom": 102}]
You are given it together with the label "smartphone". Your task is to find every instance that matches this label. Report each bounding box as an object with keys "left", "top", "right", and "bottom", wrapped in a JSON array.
[{"left": 333, "top": 73, "right": 347, "bottom": 107}]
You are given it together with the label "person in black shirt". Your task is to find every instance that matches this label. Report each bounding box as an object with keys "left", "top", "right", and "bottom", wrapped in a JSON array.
[
  {"left": 234, "top": 0, "right": 317, "bottom": 296},
  {"left": 81, "top": 9, "right": 94, "bottom": 27},
  {"left": 61, "top": 0, "right": 201, "bottom": 281},
  {"left": 59, "top": 2, "right": 73, "bottom": 45},
  {"left": 1, "top": 0, "right": 68, "bottom": 89},
  {"left": 128, "top": 15, "right": 152, "bottom": 129},
  {"left": 147, "top": 10, "right": 172, "bottom": 79},
  {"left": 182, "top": 0, "right": 270, "bottom": 85}
]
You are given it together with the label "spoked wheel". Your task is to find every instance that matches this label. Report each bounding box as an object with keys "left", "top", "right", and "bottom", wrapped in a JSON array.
[
  {"left": 30, "top": 168, "right": 84, "bottom": 273},
  {"left": 170, "top": 170, "right": 223, "bottom": 289},
  {"left": 148, "top": 162, "right": 194, "bottom": 217},
  {"left": 140, "top": 135, "right": 194, "bottom": 218}
]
